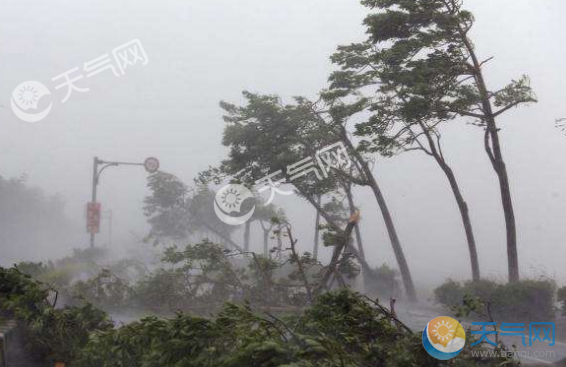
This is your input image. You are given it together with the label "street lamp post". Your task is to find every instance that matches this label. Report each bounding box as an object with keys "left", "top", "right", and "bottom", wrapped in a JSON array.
[{"left": 88, "top": 156, "right": 160, "bottom": 247}]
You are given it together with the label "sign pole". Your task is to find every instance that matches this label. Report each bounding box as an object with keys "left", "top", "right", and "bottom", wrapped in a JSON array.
[
  {"left": 87, "top": 156, "right": 159, "bottom": 248},
  {"left": 90, "top": 157, "right": 99, "bottom": 248}
]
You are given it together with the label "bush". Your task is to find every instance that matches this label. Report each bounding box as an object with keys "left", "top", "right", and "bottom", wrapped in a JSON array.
[
  {"left": 0, "top": 267, "right": 113, "bottom": 364},
  {"left": 77, "top": 290, "right": 517, "bottom": 367},
  {"left": 365, "top": 263, "right": 400, "bottom": 298},
  {"left": 2, "top": 266, "right": 518, "bottom": 367},
  {"left": 491, "top": 280, "right": 555, "bottom": 322},
  {"left": 433, "top": 279, "right": 464, "bottom": 307},
  {"left": 71, "top": 269, "right": 134, "bottom": 312},
  {"left": 556, "top": 286, "right": 566, "bottom": 315},
  {"left": 434, "top": 279, "right": 556, "bottom": 322}
]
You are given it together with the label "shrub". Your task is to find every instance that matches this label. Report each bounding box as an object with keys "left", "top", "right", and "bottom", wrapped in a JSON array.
[
  {"left": 558, "top": 286, "right": 566, "bottom": 315},
  {"left": 490, "top": 280, "right": 555, "bottom": 322},
  {"left": 434, "top": 279, "right": 556, "bottom": 322},
  {"left": 77, "top": 290, "right": 517, "bottom": 367},
  {"left": 0, "top": 267, "right": 113, "bottom": 364},
  {"left": 365, "top": 263, "right": 400, "bottom": 298},
  {"left": 71, "top": 269, "right": 134, "bottom": 312},
  {"left": 1, "top": 266, "right": 519, "bottom": 367},
  {"left": 433, "top": 279, "right": 464, "bottom": 307}
]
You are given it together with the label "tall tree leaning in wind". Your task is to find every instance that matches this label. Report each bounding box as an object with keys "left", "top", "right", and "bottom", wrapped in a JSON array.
[
  {"left": 220, "top": 92, "right": 417, "bottom": 301},
  {"left": 219, "top": 92, "right": 379, "bottom": 292},
  {"left": 330, "top": 0, "right": 536, "bottom": 282},
  {"left": 301, "top": 97, "right": 417, "bottom": 301},
  {"left": 329, "top": 49, "right": 482, "bottom": 281}
]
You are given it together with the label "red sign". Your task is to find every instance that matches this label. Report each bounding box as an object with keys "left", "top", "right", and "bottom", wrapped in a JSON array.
[{"left": 86, "top": 202, "right": 101, "bottom": 234}]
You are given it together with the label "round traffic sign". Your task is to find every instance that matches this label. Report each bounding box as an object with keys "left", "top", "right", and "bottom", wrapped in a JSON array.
[{"left": 144, "top": 157, "right": 160, "bottom": 173}]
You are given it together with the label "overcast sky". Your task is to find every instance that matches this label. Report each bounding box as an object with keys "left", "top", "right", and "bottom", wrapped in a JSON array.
[{"left": 1, "top": 0, "right": 565, "bottom": 288}]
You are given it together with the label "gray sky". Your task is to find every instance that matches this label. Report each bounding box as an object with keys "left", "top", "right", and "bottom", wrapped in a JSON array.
[{"left": 1, "top": 0, "right": 565, "bottom": 287}]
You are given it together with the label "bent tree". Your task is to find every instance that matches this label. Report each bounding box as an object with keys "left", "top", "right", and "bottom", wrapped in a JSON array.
[
  {"left": 303, "top": 98, "right": 417, "bottom": 301},
  {"left": 331, "top": 0, "right": 536, "bottom": 282},
  {"left": 329, "top": 63, "right": 481, "bottom": 281},
  {"left": 220, "top": 92, "right": 417, "bottom": 301},
  {"left": 219, "top": 93, "right": 374, "bottom": 282}
]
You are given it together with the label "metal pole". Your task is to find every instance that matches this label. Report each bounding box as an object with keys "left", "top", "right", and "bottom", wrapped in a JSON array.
[
  {"left": 108, "top": 210, "right": 113, "bottom": 247},
  {"left": 90, "top": 157, "right": 99, "bottom": 248},
  {"left": 87, "top": 156, "right": 158, "bottom": 248}
]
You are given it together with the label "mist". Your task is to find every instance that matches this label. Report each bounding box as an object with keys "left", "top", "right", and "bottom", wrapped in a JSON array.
[{"left": 1, "top": 0, "right": 564, "bottom": 286}]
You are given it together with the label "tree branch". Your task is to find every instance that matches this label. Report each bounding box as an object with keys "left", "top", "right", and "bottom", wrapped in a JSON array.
[{"left": 492, "top": 101, "right": 527, "bottom": 118}]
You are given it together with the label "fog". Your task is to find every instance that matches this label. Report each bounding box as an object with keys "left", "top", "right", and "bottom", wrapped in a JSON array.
[{"left": 1, "top": 0, "right": 566, "bottom": 290}]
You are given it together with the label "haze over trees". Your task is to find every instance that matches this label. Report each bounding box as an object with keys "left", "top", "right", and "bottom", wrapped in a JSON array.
[
  {"left": 0, "top": 0, "right": 564, "bottom": 366},
  {"left": 0, "top": 175, "right": 78, "bottom": 264}
]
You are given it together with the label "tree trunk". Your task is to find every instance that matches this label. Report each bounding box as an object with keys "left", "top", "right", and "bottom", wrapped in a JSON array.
[
  {"left": 244, "top": 221, "right": 251, "bottom": 252},
  {"left": 487, "top": 127, "right": 518, "bottom": 282},
  {"left": 301, "top": 192, "right": 373, "bottom": 277},
  {"left": 276, "top": 224, "right": 284, "bottom": 259},
  {"left": 344, "top": 183, "right": 370, "bottom": 291},
  {"left": 417, "top": 122, "right": 480, "bottom": 281},
  {"left": 345, "top": 185, "right": 366, "bottom": 260},
  {"left": 363, "top": 167, "right": 417, "bottom": 302},
  {"left": 342, "top": 131, "right": 417, "bottom": 302},
  {"left": 440, "top": 164, "right": 480, "bottom": 281},
  {"left": 317, "top": 212, "right": 360, "bottom": 294},
  {"left": 263, "top": 228, "right": 269, "bottom": 256},
  {"left": 313, "top": 195, "right": 321, "bottom": 260},
  {"left": 459, "top": 28, "right": 519, "bottom": 282}
]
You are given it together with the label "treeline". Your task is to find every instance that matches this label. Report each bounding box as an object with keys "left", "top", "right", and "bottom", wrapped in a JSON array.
[
  {"left": 0, "top": 174, "right": 79, "bottom": 264},
  {"left": 146, "top": 0, "right": 539, "bottom": 301}
]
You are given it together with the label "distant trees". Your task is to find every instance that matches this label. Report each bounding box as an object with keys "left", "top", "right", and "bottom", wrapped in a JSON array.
[
  {"left": 144, "top": 171, "right": 288, "bottom": 255},
  {"left": 330, "top": 0, "right": 536, "bottom": 282},
  {"left": 144, "top": 172, "right": 242, "bottom": 250},
  {"left": 0, "top": 175, "right": 75, "bottom": 262}
]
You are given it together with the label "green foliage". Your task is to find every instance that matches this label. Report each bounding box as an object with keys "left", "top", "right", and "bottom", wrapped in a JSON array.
[
  {"left": 71, "top": 269, "right": 134, "bottom": 311},
  {"left": 144, "top": 171, "right": 190, "bottom": 239},
  {"left": 144, "top": 173, "right": 240, "bottom": 249},
  {"left": 76, "top": 289, "right": 516, "bottom": 367},
  {"left": 329, "top": 0, "right": 536, "bottom": 159},
  {"left": 133, "top": 268, "right": 190, "bottom": 313},
  {"left": 17, "top": 248, "right": 108, "bottom": 289},
  {"left": 0, "top": 267, "right": 112, "bottom": 364},
  {"left": 219, "top": 91, "right": 357, "bottom": 199},
  {"left": 434, "top": 279, "right": 556, "bottom": 322},
  {"left": 130, "top": 240, "right": 321, "bottom": 314},
  {"left": 557, "top": 286, "right": 566, "bottom": 315},
  {"left": 1, "top": 264, "right": 518, "bottom": 366},
  {"left": 434, "top": 279, "right": 465, "bottom": 307},
  {"left": 365, "top": 263, "right": 400, "bottom": 297}
]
